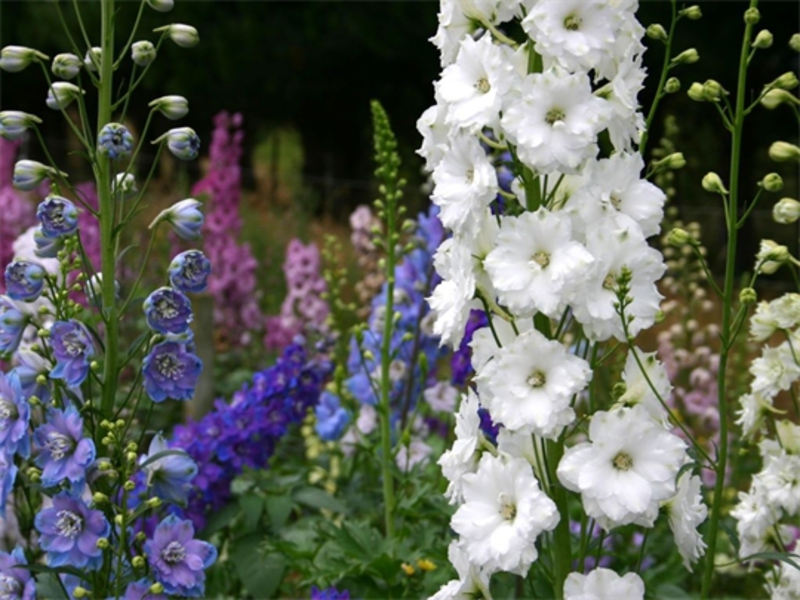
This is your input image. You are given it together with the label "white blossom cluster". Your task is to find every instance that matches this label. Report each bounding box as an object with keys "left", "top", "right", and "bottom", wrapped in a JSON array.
[{"left": 420, "top": 0, "right": 706, "bottom": 596}]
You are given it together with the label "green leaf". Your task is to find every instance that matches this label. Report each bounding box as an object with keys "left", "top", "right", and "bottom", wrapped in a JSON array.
[
  {"left": 292, "top": 486, "right": 348, "bottom": 514},
  {"left": 201, "top": 502, "right": 239, "bottom": 537},
  {"left": 232, "top": 534, "right": 286, "bottom": 598},
  {"left": 239, "top": 494, "right": 265, "bottom": 531},
  {"left": 720, "top": 521, "right": 740, "bottom": 555},
  {"left": 266, "top": 494, "right": 293, "bottom": 530},
  {"left": 35, "top": 572, "right": 71, "bottom": 600}
]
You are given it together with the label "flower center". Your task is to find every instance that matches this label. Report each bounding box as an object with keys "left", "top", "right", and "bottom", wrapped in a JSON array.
[
  {"left": 527, "top": 370, "right": 547, "bottom": 388},
  {"left": 0, "top": 574, "right": 21, "bottom": 598},
  {"left": 475, "top": 77, "right": 491, "bottom": 93},
  {"left": 155, "top": 296, "right": 180, "bottom": 320},
  {"left": 62, "top": 333, "right": 85, "bottom": 357},
  {"left": 156, "top": 353, "right": 185, "bottom": 380},
  {"left": 161, "top": 540, "right": 186, "bottom": 565},
  {"left": 48, "top": 204, "right": 66, "bottom": 228},
  {"left": 183, "top": 254, "right": 204, "bottom": 281},
  {"left": 602, "top": 273, "right": 617, "bottom": 290},
  {"left": 564, "top": 14, "right": 582, "bottom": 31},
  {"left": 530, "top": 251, "right": 550, "bottom": 269},
  {"left": 610, "top": 194, "right": 623, "bottom": 210},
  {"left": 498, "top": 492, "right": 516, "bottom": 521},
  {"left": 545, "top": 108, "right": 566, "bottom": 125},
  {"left": 612, "top": 451, "right": 634, "bottom": 471},
  {"left": 55, "top": 510, "right": 83, "bottom": 538},
  {"left": 46, "top": 432, "right": 73, "bottom": 461},
  {"left": 0, "top": 396, "right": 17, "bottom": 423},
  {"left": 465, "top": 167, "right": 475, "bottom": 184}
]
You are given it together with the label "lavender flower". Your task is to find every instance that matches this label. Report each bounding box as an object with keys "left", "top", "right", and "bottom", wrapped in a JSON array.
[
  {"left": 50, "top": 320, "right": 95, "bottom": 388},
  {"left": 0, "top": 297, "right": 26, "bottom": 355},
  {"left": 4, "top": 260, "right": 45, "bottom": 302},
  {"left": 34, "top": 406, "right": 95, "bottom": 487},
  {"left": 121, "top": 579, "right": 166, "bottom": 600},
  {"left": 168, "top": 250, "right": 211, "bottom": 294},
  {"left": 36, "top": 195, "right": 79, "bottom": 238},
  {"left": 14, "top": 347, "right": 52, "bottom": 403},
  {"left": 34, "top": 492, "right": 109, "bottom": 570},
  {"left": 98, "top": 123, "right": 133, "bottom": 160},
  {"left": 142, "top": 341, "right": 202, "bottom": 402},
  {"left": 315, "top": 391, "right": 349, "bottom": 441},
  {"left": 0, "top": 547, "right": 35, "bottom": 599},
  {"left": 0, "top": 453, "right": 16, "bottom": 518},
  {"left": 0, "top": 370, "right": 30, "bottom": 458},
  {"left": 143, "top": 287, "right": 193, "bottom": 335},
  {"left": 145, "top": 514, "right": 216, "bottom": 597},
  {"left": 139, "top": 433, "right": 197, "bottom": 505}
]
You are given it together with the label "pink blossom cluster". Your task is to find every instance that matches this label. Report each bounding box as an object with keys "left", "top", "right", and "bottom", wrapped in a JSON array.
[
  {"left": 0, "top": 140, "right": 34, "bottom": 292},
  {"left": 349, "top": 205, "right": 383, "bottom": 318},
  {"left": 191, "top": 111, "right": 262, "bottom": 346},
  {"left": 264, "top": 239, "right": 328, "bottom": 351},
  {"left": 73, "top": 182, "right": 102, "bottom": 273}
]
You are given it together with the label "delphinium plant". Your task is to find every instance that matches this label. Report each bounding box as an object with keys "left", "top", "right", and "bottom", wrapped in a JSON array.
[{"left": 0, "top": 1, "right": 218, "bottom": 597}]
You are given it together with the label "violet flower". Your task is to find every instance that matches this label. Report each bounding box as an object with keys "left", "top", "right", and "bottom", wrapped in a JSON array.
[
  {"left": 36, "top": 195, "right": 79, "bottom": 238},
  {"left": 33, "top": 406, "right": 95, "bottom": 488},
  {"left": 139, "top": 432, "right": 197, "bottom": 505},
  {"left": 0, "top": 370, "right": 30, "bottom": 458},
  {"left": 168, "top": 250, "right": 211, "bottom": 294},
  {"left": 0, "top": 546, "right": 35, "bottom": 599},
  {"left": 143, "top": 287, "right": 193, "bottom": 335},
  {"left": 145, "top": 514, "right": 216, "bottom": 597},
  {"left": 142, "top": 341, "right": 202, "bottom": 402},
  {"left": 121, "top": 579, "right": 166, "bottom": 600},
  {"left": 4, "top": 260, "right": 45, "bottom": 302},
  {"left": 49, "top": 320, "right": 95, "bottom": 388},
  {"left": 0, "top": 296, "right": 26, "bottom": 356}
]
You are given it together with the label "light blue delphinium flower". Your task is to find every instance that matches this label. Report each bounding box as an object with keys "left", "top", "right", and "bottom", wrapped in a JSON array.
[
  {"left": 4, "top": 260, "right": 46, "bottom": 302},
  {"left": 49, "top": 320, "right": 95, "bottom": 388},
  {"left": 33, "top": 226, "right": 65, "bottom": 259},
  {"left": 139, "top": 433, "right": 197, "bottom": 505},
  {"left": 157, "top": 127, "right": 200, "bottom": 160},
  {"left": 150, "top": 199, "right": 204, "bottom": 240},
  {"left": 145, "top": 514, "right": 216, "bottom": 597},
  {"left": 34, "top": 492, "right": 109, "bottom": 570},
  {"left": 37, "top": 195, "right": 79, "bottom": 238},
  {"left": 314, "top": 391, "right": 350, "bottom": 441},
  {"left": 0, "top": 370, "right": 30, "bottom": 458},
  {"left": 98, "top": 123, "right": 134, "bottom": 160},
  {"left": 0, "top": 546, "right": 36, "bottom": 599},
  {"left": 142, "top": 341, "right": 202, "bottom": 402},
  {"left": 168, "top": 250, "right": 211, "bottom": 294},
  {"left": 143, "top": 287, "right": 193, "bottom": 335},
  {"left": 33, "top": 406, "right": 96, "bottom": 488}
]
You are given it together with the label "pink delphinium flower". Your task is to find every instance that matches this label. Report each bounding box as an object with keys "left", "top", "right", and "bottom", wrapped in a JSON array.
[{"left": 0, "top": 140, "right": 34, "bottom": 293}]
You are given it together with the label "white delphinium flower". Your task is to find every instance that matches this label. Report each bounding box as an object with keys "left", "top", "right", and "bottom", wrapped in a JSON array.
[
  {"left": 758, "top": 451, "right": 800, "bottom": 516},
  {"left": 750, "top": 294, "right": 800, "bottom": 342},
  {"left": 731, "top": 486, "right": 780, "bottom": 559},
  {"left": 438, "top": 35, "right": 516, "bottom": 132},
  {"left": 595, "top": 48, "right": 647, "bottom": 152},
  {"left": 523, "top": 0, "right": 622, "bottom": 74},
  {"left": 735, "top": 392, "right": 777, "bottom": 440},
  {"left": 571, "top": 224, "right": 665, "bottom": 342},
  {"left": 557, "top": 405, "right": 687, "bottom": 530},
  {"left": 451, "top": 452, "right": 559, "bottom": 574},
  {"left": 470, "top": 316, "right": 532, "bottom": 373},
  {"left": 484, "top": 209, "right": 593, "bottom": 318},
  {"left": 750, "top": 342, "right": 800, "bottom": 399},
  {"left": 417, "top": 89, "right": 450, "bottom": 171},
  {"left": 430, "top": 541, "right": 493, "bottom": 600},
  {"left": 475, "top": 328, "right": 591, "bottom": 437},
  {"left": 501, "top": 69, "right": 609, "bottom": 174},
  {"left": 766, "top": 563, "right": 800, "bottom": 600},
  {"left": 430, "top": 0, "right": 478, "bottom": 68},
  {"left": 439, "top": 389, "right": 486, "bottom": 504},
  {"left": 662, "top": 473, "right": 707, "bottom": 571},
  {"left": 565, "top": 152, "right": 664, "bottom": 240},
  {"left": 432, "top": 133, "right": 498, "bottom": 235},
  {"left": 616, "top": 349, "right": 671, "bottom": 426},
  {"left": 429, "top": 237, "right": 480, "bottom": 348},
  {"left": 563, "top": 568, "right": 645, "bottom": 600}
]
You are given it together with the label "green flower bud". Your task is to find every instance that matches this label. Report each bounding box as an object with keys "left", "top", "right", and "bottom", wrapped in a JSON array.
[
  {"left": 702, "top": 79, "right": 726, "bottom": 101},
  {"left": 92, "top": 492, "right": 108, "bottom": 504},
  {"left": 664, "top": 77, "right": 681, "bottom": 94},
  {"left": 769, "top": 142, "right": 800, "bottom": 162},
  {"left": 757, "top": 240, "right": 790, "bottom": 274},
  {"left": 791, "top": 34, "right": 800, "bottom": 53},
  {"left": 773, "top": 198, "right": 800, "bottom": 224},
  {"left": 83, "top": 47, "right": 101, "bottom": 72},
  {"left": 752, "top": 30, "right": 774, "bottom": 49},
  {"left": 744, "top": 7, "right": 761, "bottom": 25},
  {"left": 73, "top": 587, "right": 89, "bottom": 599},
  {"left": 687, "top": 82, "right": 706, "bottom": 101},
  {"left": 131, "top": 41, "right": 156, "bottom": 67},
  {"left": 762, "top": 173, "right": 784, "bottom": 192},
  {"left": 770, "top": 72, "right": 799, "bottom": 91},
  {"left": 124, "top": 480, "right": 136, "bottom": 491},
  {"left": 132, "top": 556, "right": 146, "bottom": 569},
  {"left": 740, "top": 287, "right": 757, "bottom": 305},
  {"left": 150, "top": 583, "right": 165, "bottom": 595},
  {"left": 646, "top": 24, "right": 668, "bottom": 42},
  {"left": 51, "top": 53, "right": 81, "bottom": 79},
  {"left": 761, "top": 89, "right": 800, "bottom": 110},
  {"left": 668, "top": 228, "right": 692, "bottom": 246},
  {"left": 154, "top": 24, "right": 200, "bottom": 48},
  {"left": 0, "top": 46, "right": 48, "bottom": 73},
  {"left": 146, "top": 497, "right": 162, "bottom": 509},
  {"left": 96, "top": 538, "right": 110, "bottom": 550},
  {"left": 679, "top": 5, "right": 702, "bottom": 20},
  {"left": 672, "top": 48, "right": 699, "bottom": 65},
  {"left": 656, "top": 152, "right": 687, "bottom": 170},
  {"left": 702, "top": 172, "right": 728, "bottom": 194}
]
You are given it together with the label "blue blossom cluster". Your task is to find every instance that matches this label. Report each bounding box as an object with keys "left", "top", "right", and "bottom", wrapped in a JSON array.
[{"left": 169, "top": 341, "right": 332, "bottom": 529}]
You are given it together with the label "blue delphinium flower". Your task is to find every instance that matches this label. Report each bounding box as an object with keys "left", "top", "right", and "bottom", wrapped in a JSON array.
[
  {"left": 49, "top": 320, "right": 95, "bottom": 388},
  {"left": 33, "top": 226, "right": 64, "bottom": 259},
  {"left": 34, "top": 406, "right": 95, "bottom": 488},
  {"left": 0, "top": 546, "right": 36, "bottom": 599},
  {"left": 34, "top": 492, "right": 109, "bottom": 570},
  {"left": 0, "top": 297, "right": 26, "bottom": 356},
  {"left": 4, "top": 261, "right": 46, "bottom": 302},
  {"left": 143, "top": 287, "right": 193, "bottom": 335},
  {"left": 160, "top": 127, "right": 200, "bottom": 160},
  {"left": 0, "top": 371, "right": 31, "bottom": 458},
  {"left": 145, "top": 514, "right": 216, "bottom": 598},
  {"left": 139, "top": 433, "right": 197, "bottom": 505},
  {"left": 0, "top": 453, "right": 17, "bottom": 518},
  {"left": 142, "top": 341, "right": 202, "bottom": 402},
  {"left": 121, "top": 579, "right": 166, "bottom": 600},
  {"left": 97, "top": 122, "right": 133, "bottom": 160},
  {"left": 311, "top": 586, "right": 350, "bottom": 600},
  {"left": 315, "top": 391, "right": 350, "bottom": 441},
  {"left": 14, "top": 348, "right": 52, "bottom": 404},
  {"left": 36, "top": 195, "right": 79, "bottom": 238},
  {"left": 168, "top": 250, "right": 211, "bottom": 293},
  {"left": 150, "top": 199, "right": 204, "bottom": 241}
]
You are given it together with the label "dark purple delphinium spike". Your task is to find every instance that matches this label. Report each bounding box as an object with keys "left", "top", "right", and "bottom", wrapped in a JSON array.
[{"left": 310, "top": 585, "right": 350, "bottom": 600}]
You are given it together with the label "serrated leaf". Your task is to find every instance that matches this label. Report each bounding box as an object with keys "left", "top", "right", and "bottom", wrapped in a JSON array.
[{"left": 232, "top": 534, "right": 285, "bottom": 598}]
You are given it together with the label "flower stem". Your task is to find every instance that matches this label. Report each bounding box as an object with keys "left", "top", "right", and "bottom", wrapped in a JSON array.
[{"left": 700, "top": 2, "right": 758, "bottom": 595}]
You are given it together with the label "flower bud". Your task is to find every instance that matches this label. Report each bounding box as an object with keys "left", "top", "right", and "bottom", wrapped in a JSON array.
[
  {"left": 740, "top": 287, "right": 757, "bottom": 305},
  {"left": 73, "top": 587, "right": 89, "bottom": 599},
  {"left": 147, "top": 0, "right": 174, "bottom": 12},
  {"left": 96, "top": 538, "right": 110, "bottom": 550},
  {"left": 5, "top": 260, "right": 46, "bottom": 302},
  {"left": 702, "top": 172, "right": 728, "bottom": 194},
  {"left": 132, "top": 555, "right": 146, "bottom": 568},
  {"left": 762, "top": 173, "right": 784, "bottom": 192},
  {"left": 150, "top": 198, "right": 204, "bottom": 240},
  {"left": 679, "top": 5, "right": 702, "bottom": 19},
  {"left": 155, "top": 24, "right": 199, "bottom": 48},
  {"left": 791, "top": 34, "right": 800, "bottom": 53},
  {"left": 83, "top": 47, "right": 102, "bottom": 72},
  {"left": 646, "top": 24, "right": 668, "bottom": 42},
  {"left": 150, "top": 584, "right": 165, "bottom": 595},
  {"left": 773, "top": 198, "right": 800, "bottom": 224},
  {"left": 13, "top": 160, "right": 65, "bottom": 191},
  {"left": 744, "top": 8, "right": 760, "bottom": 25},
  {"left": 92, "top": 492, "right": 108, "bottom": 504},
  {"left": 149, "top": 95, "right": 189, "bottom": 120},
  {"left": 132, "top": 41, "right": 156, "bottom": 67},
  {"left": 672, "top": 48, "right": 699, "bottom": 65},
  {"left": 169, "top": 249, "right": 211, "bottom": 293},
  {"left": 687, "top": 82, "right": 705, "bottom": 101},
  {"left": 51, "top": 53, "right": 81, "bottom": 79},
  {"left": 0, "top": 46, "right": 47, "bottom": 72},
  {"left": 0, "top": 111, "right": 41, "bottom": 141},
  {"left": 664, "top": 77, "right": 680, "bottom": 94},
  {"left": 756, "top": 240, "right": 790, "bottom": 274},
  {"left": 668, "top": 228, "right": 692, "bottom": 246},
  {"left": 752, "top": 30, "right": 773, "bottom": 49},
  {"left": 85, "top": 273, "right": 120, "bottom": 306},
  {"left": 33, "top": 226, "right": 63, "bottom": 259},
  {"left": 154, "top": 126, "right": 200, "bottom": 160},
  {"left": 656, "top": 152, "right": 686, "bottom": 170},
  {"left": 124, "top": 480, "right": 136, "bottom": 491},
  {"left": 769, "top": 142, "right": 800, "bottom": 162},
  {"left": 145, "top": 497, "right": 162, "bottom": 508},
  {"left": 98, "top": 123, "right": 134, "bottom": 160},
  {"left": 702, "top": 79, "right": 726, "bottom": 101},
  {"left": 770, "top": 72, "right": 799, "bottom": 91},
  {"left": 46, "top": 82, "right": 84, "bottom": 110},
  {"left": 113, "top": 173, "right": 138, "bottom": 200},
  {"left": 761, "top": 89, "right": 799, "bottom": 110}
]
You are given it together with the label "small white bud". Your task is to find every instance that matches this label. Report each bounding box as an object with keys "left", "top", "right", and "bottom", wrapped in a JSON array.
[
  {"left": 744, "top": 8, "right": 760, "bottom": 25},
  {"left": 791, "top": 34, "right": 800, "bottom": 53},
  {"left": 131, "top": 41, "right": 157, "bottom": 67},
  {"left": 687, "top": 82, "right": 705, "bottom": 102},
  {"left": 84, "top": 47, "right": 102, "bottom": 72},
  {"left": 113, "top": 173, "right": 138, "bottom": 200},
  {"left": 679, "top": 6, "right": 702, "bottom": 20},
  {"left": 762, "top": 173, "right": 784, "bottom": 192},
  {"left": 769, "top": 142, "right": 800, "bottom": 162},
  {"left": 761, "top": 89, "right": 799, "bottom": 110},
  {"left": 756, "top": 240, "right": 790, "bottom": 274},
  {"left": 0, "top": 111, "right": 41, "bottom": 141},
  {"left": 769, "top": 71, "right": 799, "bottom": 91},
  {"left": 0, "top": 45, "right": 47, "bottom": 72},
  {"left": 51, "top": 53, "right": 81, "bottom": 79},
  {"left": 646, "top": 24, "right": 668, "bottom": 42},
  {"left": 148, "top": 95, "right": 189, "bottom": 120},
  {"left": 147, "top": 0, "right": 174, "bottom": 12},
  {"left": 46, "top": 82, "right": 85, "bottom": 110},
  {"left": 702, "top": 172, "right": 728, "bottom": 194},
  {"left": 672, "top": 48, "right": 699, "bottom": 65},
  {"left": 773, "top": 198, "right": 800, "bottom": 224},
  {"left": 155, "top": 24, "right": 199, "bottom": 48}
]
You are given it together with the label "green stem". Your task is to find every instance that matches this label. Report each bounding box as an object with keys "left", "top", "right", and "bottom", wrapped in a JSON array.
[
  {"left": 700, "top": 3, "right": 758, "bottom": 595},
  {"left": 546, "top": 439, "right": 572, "bottom": 600},
  {"left": 640, "top": 0, "right": 677, "bottom": 156}
]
